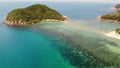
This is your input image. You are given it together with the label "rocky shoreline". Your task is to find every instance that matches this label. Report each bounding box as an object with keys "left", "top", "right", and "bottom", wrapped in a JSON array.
[
  {"left": 4, "top": 20, "right": 31, "bottom": 26},
  {"left": 4, "top": 16, "right": 68, "bottom": 26},
  {"left": 98, "top": 15, "right": 120, "bottom": 23}
]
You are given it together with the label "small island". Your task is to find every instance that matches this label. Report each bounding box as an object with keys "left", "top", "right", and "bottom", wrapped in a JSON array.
[
  {"left": 100, "top": 4, "right": 120, "bottom": 22},
  {"left": 114, "top": 4, "right": 120, "bottom": 10},
  {"left": 4, "top": 4, "right": 66, "bottom": 25},
  {"left": 100, "top": 11, "right": 120, "bottom": 22},
  {"left": 99, "top": 4, "right": 120, "bottom": 40}
]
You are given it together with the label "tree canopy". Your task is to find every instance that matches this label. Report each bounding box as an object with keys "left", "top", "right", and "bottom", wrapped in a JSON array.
[
  {"left": 6, "top": 4, "right": 64, "bottom": 24},
  {"left": 100, "top": 4, "right": 120, "bottom": 21},
  {"left": 115, "top": 4, "right": 120, "bottom": 9},
  {"left": 101, "top": 11, "right": 120, "bottom": 21}
]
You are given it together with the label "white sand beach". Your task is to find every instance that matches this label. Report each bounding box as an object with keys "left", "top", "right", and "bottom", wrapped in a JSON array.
[
  {"left": 104, "top": 31, "right": 120, "bottom": 40},
  {"left": 97, "top": 15, "right": 102, "bottom": 19}
]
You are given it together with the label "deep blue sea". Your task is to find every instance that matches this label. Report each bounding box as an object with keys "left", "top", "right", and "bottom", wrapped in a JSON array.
[{"left": 0, "top": 1, "right": 120, "bottom": 68}]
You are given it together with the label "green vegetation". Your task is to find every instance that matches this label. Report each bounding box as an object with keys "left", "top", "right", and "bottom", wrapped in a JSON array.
[
  {"left": 6, "top": 4, "right": 65, "bottom": 25},
  {"left": 115, "top": 4, "right": 120, "bottom": 9},
  {"left": 101, "top": 11, "right": 120, "bottom": 21},
  {"left": 101, "top": 4, "right": 120, "bottom": 22},
  {"left": 116, "top": 28, "right": 120, "bottom": 34}
]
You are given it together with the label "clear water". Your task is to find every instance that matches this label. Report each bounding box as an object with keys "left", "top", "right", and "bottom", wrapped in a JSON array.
[{"left": 0, "top": 1, "right": 120, "bottom": 68}]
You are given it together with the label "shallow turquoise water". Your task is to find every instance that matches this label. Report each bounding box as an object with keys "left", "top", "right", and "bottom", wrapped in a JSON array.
[
  {"left": 0, "top": 24, "right": 77, "bottom": 68},
  {"left": 0, "top": 2, "right": 120, "bottom": 68},
  {"left": 35, "top": 21, "right": 120, "bottom": 67}
]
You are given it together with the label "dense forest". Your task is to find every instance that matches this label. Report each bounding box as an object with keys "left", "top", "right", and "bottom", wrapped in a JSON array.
[
  {"left": 100, "top": 3, "right": 120, "bottom": 21},
  {"left": 6, "top": 4, "right": 65, "bottom": 25},
  {"left": 101, "top": 11, "right": 120, "bottom": 21}
]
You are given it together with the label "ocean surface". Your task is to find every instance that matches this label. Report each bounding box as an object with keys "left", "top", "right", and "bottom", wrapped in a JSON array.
[{"left": 0, "top": 1, "right": 120, "bottom": 68}]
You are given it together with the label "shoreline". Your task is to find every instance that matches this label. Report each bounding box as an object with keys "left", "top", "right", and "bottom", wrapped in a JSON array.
[
  {"left": 4, "top": 20, "right": 31, "bottom": 26},
  {"left": 98, "top": 15, "right": 120, "bottom": 39},
  {"left": 4, "top": 19, "right": 68, "bottom": 26},
  {"left": 4, "top": 16, "right": 68, "bottom": 26},
  {"left": 98, "top": 16, "right": 120, "bottom": 40},
  {"left": 97, "top": 15, "right": 120, "bottom": 23},
  {"left": 104, "top": 31, "right": 120, "bottom": 40},
  {"left": 110, "top": 7, "right": 120, "bottom": 10},
  {"left": 110, "top": 7, "right": 117, "bottom": 10},
  {"left": 4, "top": 19, "right": 66, "bottom": 26}
]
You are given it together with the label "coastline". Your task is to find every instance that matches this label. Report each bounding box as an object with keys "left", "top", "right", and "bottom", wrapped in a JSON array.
[
  {"left": 110, "top": 7, "right": 118, "bottom": 10},
  {"left": 97, "top": 15, "right": 120, "bottom": 23},
  {"left": 4, "top": 16, "right": 68, "bottom": 26},
  {"left": 98, "top": 5, "right": 120, "bottom": 23},
  {"left": 98, "top": 16, "right": 120, "bottom": 40},
  {"left": 4, "top": 20, "right": 31, "bottom": 26},
  {"left": 110, "top": 7, "right": 120, "bottom": 10},
  {"left": 104, "top": 31, "right": 120, "bottom": 40}
]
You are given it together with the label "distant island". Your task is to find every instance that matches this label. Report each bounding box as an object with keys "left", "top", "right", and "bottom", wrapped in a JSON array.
[
  {"left": 4, "top": 4, "right": 66, "bottom": 25},
  {"left": 100, "top": 4, "right": 120, "bottom": 22},
  {"left": 111, "top": 4, "right": 120, "bottom": 10},
  {"left": 100, "top": 11, "right": 120, "bottom": 22},
  {"left": 114, "top": 4, "right": 120, "bottom": 10},
  {"left": 98, "top": 4, "right": 120, "bottom": 39}
]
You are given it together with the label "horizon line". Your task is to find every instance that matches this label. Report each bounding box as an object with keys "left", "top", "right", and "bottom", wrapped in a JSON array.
[{"left": 0, "top": 0, "right": 119, "bottom": 3}]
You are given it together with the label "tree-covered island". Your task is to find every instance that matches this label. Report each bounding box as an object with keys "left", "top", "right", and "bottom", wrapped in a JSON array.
[
  {"left": 100, "top": 4, "right": 120, "bottom": 22},
  {"left": 100, "top": 11, "right": 120, "bottom": 22},
  {"left": 99, "top": 4, "right": 120, "bottom": 35},
  {"left": 4, "top": 4, "right": 66, "bottom": 25},
  {"left": 114, "top": 4, "right": 120, "bottom": 10}
]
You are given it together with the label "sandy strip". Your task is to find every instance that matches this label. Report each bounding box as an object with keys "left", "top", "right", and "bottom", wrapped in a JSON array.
[{"left": 104, "top": 31, "right": 120, "bottom": 40}]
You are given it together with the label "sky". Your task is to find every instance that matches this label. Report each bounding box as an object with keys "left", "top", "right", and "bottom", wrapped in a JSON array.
[{"left": 0, "top": 0, "right": 120, "bottom": 3}]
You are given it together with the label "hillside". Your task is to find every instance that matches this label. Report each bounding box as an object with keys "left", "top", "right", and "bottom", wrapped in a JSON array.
[
  {"left": 100, "top": 11, "right": 120, "bottom": 21},
  {"left": 5, "top": 4, "right": 65, "bottom": 25}
]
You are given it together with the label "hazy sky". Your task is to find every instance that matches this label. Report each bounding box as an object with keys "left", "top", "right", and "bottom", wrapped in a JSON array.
[{"left": 0, "top": 0, "right": 120, "bottom": 3}]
